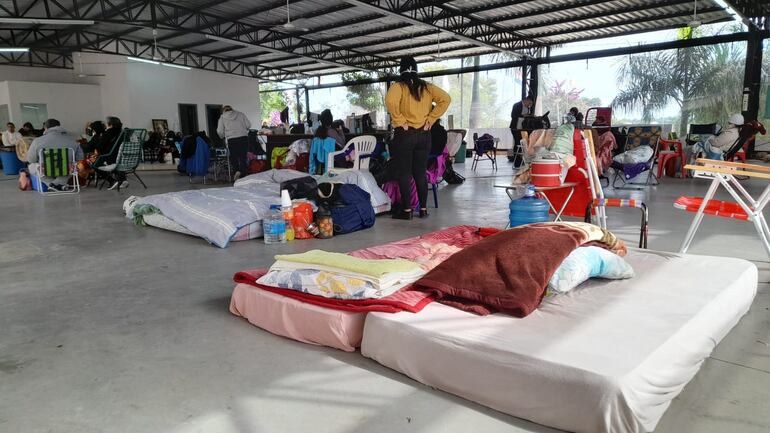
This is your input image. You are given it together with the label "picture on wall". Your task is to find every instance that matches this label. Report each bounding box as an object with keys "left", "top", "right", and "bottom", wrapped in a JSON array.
[{"left": 152, "top": 119, "right": 169, "bottom": 134}]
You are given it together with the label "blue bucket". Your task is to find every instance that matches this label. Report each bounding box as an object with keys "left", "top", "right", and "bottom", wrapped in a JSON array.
[{"left": 0, "top": 150, "right": 24, "bottom": 175}]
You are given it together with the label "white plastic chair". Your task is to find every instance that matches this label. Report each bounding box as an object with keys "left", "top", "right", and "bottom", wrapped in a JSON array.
[{"left": 327, "top": 135, "right": 377, "bottom": 175}]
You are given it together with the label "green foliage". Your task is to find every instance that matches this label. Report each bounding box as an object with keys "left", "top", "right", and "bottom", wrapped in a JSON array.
[
  {"left": 259, "top": 83, "right": 289, "bottom": 122},
  {"left": 612, "top": 26, "right": 752, "bottom": 133},
  {"left": 342, "top": 72, "right": 383, "bottom": 112}
]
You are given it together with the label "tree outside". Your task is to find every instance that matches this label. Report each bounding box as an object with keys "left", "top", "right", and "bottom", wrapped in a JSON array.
[
  {"left": 259, "top": 82, "right": 290, "bottom": 124},
  {"left": 612, "top": 26, "right": 749, "bottom": 134},
  {"left": 538, "top": 78, "right": 602, "bottom": 124}
]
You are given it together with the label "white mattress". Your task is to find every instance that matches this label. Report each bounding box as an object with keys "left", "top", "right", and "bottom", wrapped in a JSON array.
[{"left": 361, "top": 249, "right": 757, "bottom": 433}]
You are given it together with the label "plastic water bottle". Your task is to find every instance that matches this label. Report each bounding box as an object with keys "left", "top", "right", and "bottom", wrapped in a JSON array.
[
  {"left": 509, "top": 184, "right": 550, "bottom": 228},
  {"left": 263, "top": 204, "right": 287, "bottom": 244}
]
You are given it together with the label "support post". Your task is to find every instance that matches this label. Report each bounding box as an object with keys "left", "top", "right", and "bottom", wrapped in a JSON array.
[
  {"left": 742, "top": 29, "right": 763, "bottom": 156},
  {"left": 304, "top": 87, "right": 310, "bottom": 125},
  {"left": 295, "top": 88, "right": 302, "bottom": 124}
]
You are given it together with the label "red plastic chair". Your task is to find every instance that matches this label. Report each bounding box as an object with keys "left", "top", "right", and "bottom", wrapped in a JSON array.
[{"left": 656, "top": 138, "right": 686, "bottom": 179}]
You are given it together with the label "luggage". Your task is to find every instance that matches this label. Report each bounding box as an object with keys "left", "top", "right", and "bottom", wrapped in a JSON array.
[{"left": 330, "top": 184, "right": 375, "bottom": 234}]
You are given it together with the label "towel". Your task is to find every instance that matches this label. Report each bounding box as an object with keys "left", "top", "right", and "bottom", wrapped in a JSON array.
[{"left": 275, "top": 250, "right": 422, "bottom": 278}]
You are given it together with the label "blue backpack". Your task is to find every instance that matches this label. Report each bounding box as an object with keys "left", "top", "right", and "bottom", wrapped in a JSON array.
[{"left": 331, "top": 184, "right": 376, "bottom": 234}]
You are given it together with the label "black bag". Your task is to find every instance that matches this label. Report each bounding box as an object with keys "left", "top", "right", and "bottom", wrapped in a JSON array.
[
  {"left": 281, "top": 176, "right": 318, "bottom": 201},
  {"left": 443, "top": 160, "right": 465, "bottom": 184},
  {"left": 316, "top": 182, "right": 342, "bottom": 207}
]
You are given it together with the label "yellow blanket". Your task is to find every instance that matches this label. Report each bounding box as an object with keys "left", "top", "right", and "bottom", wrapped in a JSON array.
[{"left": 275, "top": 250, "right": 421, "bottom": 278}]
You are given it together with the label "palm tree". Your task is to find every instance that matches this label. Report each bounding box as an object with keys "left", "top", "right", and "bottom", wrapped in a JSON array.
[{"left": 612, "top": 27, "right": 744, "bottom": 134}]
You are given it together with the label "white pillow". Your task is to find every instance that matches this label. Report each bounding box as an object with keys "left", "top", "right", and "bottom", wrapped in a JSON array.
[{"left": 546, "top": 246, "right": 634, "bottom": 297}]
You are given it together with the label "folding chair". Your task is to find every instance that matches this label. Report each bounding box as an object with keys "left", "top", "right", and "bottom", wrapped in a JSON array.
[
  {"left": 90, "top": 130, "right": 125, "bottom": 187},
  {"left": 33, "top": 147, "right": 80, "bottom": 195},
  {"left": 327, "top": 135, "right": 377, "bottom": 176},
  {"left": 611, "top": 137, "right": 660, "bottom": 190},
  {"left": 471, "top": 133, "right": 498, "bottom": 171},
  {"left": 98, "top": 129, "right": 147, "bottom": 191},
  {"left": 678, "top": 159, "right": 770, "bottom": 258},
  {"left": 579, "top": 129, "right": 649, "bottom": 248}
]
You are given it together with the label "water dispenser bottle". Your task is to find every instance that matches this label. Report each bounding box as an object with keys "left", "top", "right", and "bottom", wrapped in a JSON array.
[{"left": 509, "top": 184, "right": 550, "bottom": 228}]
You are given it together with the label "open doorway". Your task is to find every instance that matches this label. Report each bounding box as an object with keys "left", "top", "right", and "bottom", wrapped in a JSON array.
[
  {"left": 178, "top": 104, "right": 198, "bottom": 136},
  {"left": 205, "top": 104, "right": 223, "bottom": 146}
]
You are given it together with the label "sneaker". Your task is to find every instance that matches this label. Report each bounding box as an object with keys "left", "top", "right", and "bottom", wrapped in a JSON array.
[
  {"left": 49, "top": 184, "right": 64, "bottom": 191},
  {"left": 108, "top": 181, "right": 120, "bottom": 190},
  {"left": 233, "top": 171, "right": 242, "bottom": 182},
  {"left": 120, "top": 181, "right": 129, "bottom": 189}
]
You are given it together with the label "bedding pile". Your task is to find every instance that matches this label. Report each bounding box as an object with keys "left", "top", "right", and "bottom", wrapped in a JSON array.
[
  {"left": 257, "top": 250, "right": 426, "bottom": 299},
  {"left": 125, "top": 169, "right": 390, "bottom": 247},
  {"left": 413, "top": 222, "right": 627, "bottom": 317}
]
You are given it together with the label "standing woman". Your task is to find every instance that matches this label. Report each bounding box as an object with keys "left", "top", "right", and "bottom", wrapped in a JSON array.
[{"left": 385, "top": 56, "right": 451, "bottom": 219}]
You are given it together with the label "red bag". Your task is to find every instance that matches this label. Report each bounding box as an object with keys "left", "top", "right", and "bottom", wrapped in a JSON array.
[
  {"left": 248, "top": 159, "right": 268, "bottom": 174},
  {"left": 18, "top": 170, "right": 31, "bottom": 191}
]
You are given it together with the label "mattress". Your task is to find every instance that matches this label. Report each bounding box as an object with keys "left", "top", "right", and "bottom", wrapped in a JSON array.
[
  {"left": 142, "top": 213, "right": 263, "bottom": 241},
  {"left": 229, "top": 283, "right": 366, "bottom": 352},
  {"left": 361, "top": 249, "right": 758, "bottom": 433}
]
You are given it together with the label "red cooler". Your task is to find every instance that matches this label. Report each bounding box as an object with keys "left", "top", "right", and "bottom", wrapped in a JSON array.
[{"left": 531, "top": 158, "right": 562, "bottom": 187}]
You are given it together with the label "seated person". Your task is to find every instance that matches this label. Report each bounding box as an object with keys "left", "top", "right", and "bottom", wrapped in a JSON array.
[
  {"left": 430, "top": 119, "right": 448, "bottom": 155},
  {"left": 77, "top": 120, "right": 106, "bottom": 184},
  {"left": 694, "top": 114, "right": 743, "bottom": 160},
  {"left": 26, "top": 119, "right": 83, "bottom": 190},
  {"left": 19, "top": 122, "right": 38, "bottom": 138},
  {"left": 92, "top": 116, "right": 125, "bottom": 189},
  {"left": 2, "top": 122, "right": 22, "bottom": 147}
]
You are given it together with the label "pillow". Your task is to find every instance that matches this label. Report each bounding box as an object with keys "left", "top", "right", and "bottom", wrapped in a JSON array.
[
  {"left": 546, "top": 246, "right": 634, "bottom": 297},
  {"left": 257, "top": 269, "right": 402, "bottom": 300},
  {"left": 550, "top": 123, "right": 575, "bottom": 154}
]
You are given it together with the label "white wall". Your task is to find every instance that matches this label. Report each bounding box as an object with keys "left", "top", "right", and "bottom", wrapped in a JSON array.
[
  {"left": 77, "top": 53, "right": 260, "bottom": 135},
  {"left": 125, "top": 61, "right": 260, "bottom": 135},
  {"left": 1, "top": 81, "right": 101, "bottom": 134},
  {"left": 0, "top": 54, "right": 261, "bottom": 137}
]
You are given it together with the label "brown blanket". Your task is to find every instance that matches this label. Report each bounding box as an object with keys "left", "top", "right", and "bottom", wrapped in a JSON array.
[{"left": 412, "top": 222, "right": 627, "bottom": 317}]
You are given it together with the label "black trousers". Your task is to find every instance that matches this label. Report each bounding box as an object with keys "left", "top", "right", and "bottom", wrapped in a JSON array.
[
  {"left": 227, "top": 135, "right": 249, "bottom": 175},
  {"left": 511, "top": 128, "right": 524, "bottom": 167},
  {"left": 390, "top": 128, "right": 430, "bottom": 210}
]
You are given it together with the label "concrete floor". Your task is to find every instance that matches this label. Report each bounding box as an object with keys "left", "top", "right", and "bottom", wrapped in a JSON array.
[{"left": 1, "top": 161, "right": 769, "bottom": 433}]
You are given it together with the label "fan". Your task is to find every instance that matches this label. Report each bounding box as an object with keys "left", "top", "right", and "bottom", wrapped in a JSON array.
[
  {"left": 275, "top": 0, "right": 310, "bottom": 32},
  {"left": 74, "top": 52, "right": 105, "bottom": 78}
]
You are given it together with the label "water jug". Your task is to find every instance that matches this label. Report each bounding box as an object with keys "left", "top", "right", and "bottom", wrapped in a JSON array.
[
  {"left": 509, "top": 185, "right": 550, "bottom": 228},
  {"left": 263, "top": 204, "right": 287, "bottom": 244}
]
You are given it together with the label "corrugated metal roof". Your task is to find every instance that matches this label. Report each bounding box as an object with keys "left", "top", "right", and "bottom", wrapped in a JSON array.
[{"left": 0, "top": 0, "right": 737, "bottom": 80}]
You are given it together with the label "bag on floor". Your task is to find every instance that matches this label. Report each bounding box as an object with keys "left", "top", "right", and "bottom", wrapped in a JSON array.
[
  {"left": 18, "top": 169, "right": 31, "bottom": 191},
  {"left": 330, "top": 184, "right": 375, "bottom": 234},
  {"left": 281, "top": 176, "right": 317, "bottom": 201},
  {"left": 443, "top": 160, "right": 465, "bottom": 184}
]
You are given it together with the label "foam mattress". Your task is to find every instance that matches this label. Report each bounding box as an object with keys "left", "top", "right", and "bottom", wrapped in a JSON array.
[
  {"left": 361, "top": 249, "right": 758, "bottom": 433},
  {"left": 230, "top": 283, "right": 366, "bottom": 352}
]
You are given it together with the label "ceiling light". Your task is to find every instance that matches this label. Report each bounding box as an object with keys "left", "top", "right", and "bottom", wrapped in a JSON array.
[
  {"left": 0, "top": 47, "right": 29, "bottom": 52},
  {"left": 162, "top": 63, "right": 192, "bottom": 70},
  {"left": 0, "top": 18, "right": 94, "bottom": 25},
  {"left": 127, "top": 56, "right": 159, "bottom": 65}
]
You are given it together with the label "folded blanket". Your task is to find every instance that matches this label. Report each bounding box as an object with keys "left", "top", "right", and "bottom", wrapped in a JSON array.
[
  {"left": 274, "top": 250, "right": 422, "bottom": 280},
  {"left": 412, "top": 222, "right": 627, "bottom": 317},
  {"left": 235, "top": 269, "right": 433, "bottom": 313}
]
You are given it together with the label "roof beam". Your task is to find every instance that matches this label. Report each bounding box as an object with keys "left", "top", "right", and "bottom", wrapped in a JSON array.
[
  {"left": 4, "top": 27, "right": 304, "bottom": 81},
  {"left": 345, "top": 0, "right": 543, "bottom": 58}
]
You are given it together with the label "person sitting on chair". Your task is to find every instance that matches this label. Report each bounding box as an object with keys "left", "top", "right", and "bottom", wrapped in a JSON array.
[
  {"left": 26, "top": 119, "right": 83, "bottom": 191},
  {"left": 694, "top": 114, "right": 743, "bottom": 160}
]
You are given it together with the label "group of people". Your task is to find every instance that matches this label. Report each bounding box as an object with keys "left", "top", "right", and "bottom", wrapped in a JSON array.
[{"left": 5, "top": 115, "right": 128, "bottom": 191}]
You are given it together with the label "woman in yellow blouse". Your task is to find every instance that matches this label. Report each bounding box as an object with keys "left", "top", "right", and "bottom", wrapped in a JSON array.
[{"left": 385, "top": 56, "right": 451, "bottom": 220}]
